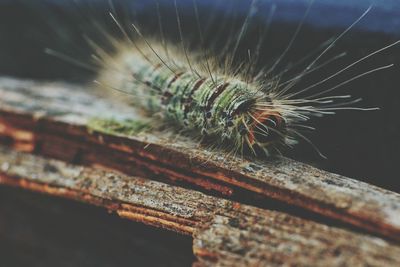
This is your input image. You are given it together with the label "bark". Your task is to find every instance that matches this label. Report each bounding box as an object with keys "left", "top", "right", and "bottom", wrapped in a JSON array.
[
  {"left": 0, "top": 146, "right": 399, "bottom": 266},
  {"left": 1, "top": 77, "right": 400, "bottom": 265}
]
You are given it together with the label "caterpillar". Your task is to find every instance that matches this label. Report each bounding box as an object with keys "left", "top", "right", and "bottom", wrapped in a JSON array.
[
  {"left": 44, "top": 0, "right": 399, "bottom": 158},
  {"left": 97, "top": 40, "right": 297, "bottom": 157}
]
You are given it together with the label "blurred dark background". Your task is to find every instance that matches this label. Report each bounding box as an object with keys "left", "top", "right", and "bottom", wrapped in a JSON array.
[
  {"left": 0, "top": 0, "right": 399, "bottom": 191},
  {"left": 0, "top": 0, "right": 400, "bottom": 266}
]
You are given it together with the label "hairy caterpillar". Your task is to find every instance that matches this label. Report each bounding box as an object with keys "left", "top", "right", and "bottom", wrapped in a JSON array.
[{"left": 44, "top": 0, "right": 399, "bottom": 158}]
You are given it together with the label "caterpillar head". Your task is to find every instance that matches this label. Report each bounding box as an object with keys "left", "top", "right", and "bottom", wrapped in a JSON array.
[
  {"left": 246, "top": 110, "right": 286, "bottom": 147},
  {"left": 223, "top": 97, "right": 288, "bottom": 155}
]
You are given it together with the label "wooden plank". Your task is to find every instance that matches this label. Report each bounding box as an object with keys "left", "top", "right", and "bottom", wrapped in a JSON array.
[
  {"left": 0, "top": 146, "right": 399, "bottom": 266},
  {"left": 0, "top": 77, "right": 400, "bottom": 242},
  {"left": 0, "top": 186, "right": 195, "bottom": 267},
  {"left": 0, "top": 146, "right": 201, "bottom": 235},
  {"left": 193, "top": 213, "right": 400, "bottom": 267}
]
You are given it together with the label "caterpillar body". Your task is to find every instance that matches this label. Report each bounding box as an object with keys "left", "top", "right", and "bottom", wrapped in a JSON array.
[
  {"left": 100, "top": 42, "right": 295, "bottom": 156},
  {"left": 45, "top": 0, "right": 399, "bottom": 158}
]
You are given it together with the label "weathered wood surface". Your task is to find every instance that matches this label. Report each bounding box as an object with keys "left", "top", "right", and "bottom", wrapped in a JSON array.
[
  {"left": 1, "top": 146, "right": 400, "bottom": 266},
  {"left": 0, "top": 77, "right": 400, "bottom": 243},
  {"left": 0, "top": 186, "right": 195, "bottom": 267}
]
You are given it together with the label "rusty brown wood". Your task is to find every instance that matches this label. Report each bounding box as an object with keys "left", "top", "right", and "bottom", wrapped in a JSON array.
[
  {"left": 0, "top": 77, "right": 400, "bottom": 242},
  {"left": 0, "top": 146, "right": 399, "bottom": 266},
  {"left": 193, "top": 212, "right": 400, "bottom": 267}
]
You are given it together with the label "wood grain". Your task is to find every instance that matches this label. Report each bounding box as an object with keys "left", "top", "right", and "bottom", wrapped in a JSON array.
[
  {"left": 0, "top": 77, "right": 399, "bottom": 242},
  {"left": 1, "top": 146, "right": 399, "bottom": 266},
  {"left": 0, "top": 186, "right": 195, "bottom": 267}
]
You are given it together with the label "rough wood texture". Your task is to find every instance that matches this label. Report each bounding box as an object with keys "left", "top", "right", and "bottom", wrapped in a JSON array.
[
  {"left": 0, "top": 186, "right": 195, "bottom": 267},
  {"left": 0, "top": 77, "right": 400, "bottom": 243},
  {"left": 1, "top": 146, "right": 399, "bottom": 266},
  {"left": 194, "top": 214, "right": 400, "bottom": 267}
]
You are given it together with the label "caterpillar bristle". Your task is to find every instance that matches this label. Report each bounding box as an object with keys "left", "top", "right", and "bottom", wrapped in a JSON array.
[{"left": 42, "top": 0, "right": 399, "bottom": 159}]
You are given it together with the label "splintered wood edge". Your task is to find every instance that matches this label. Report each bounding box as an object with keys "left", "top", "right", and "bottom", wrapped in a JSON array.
[
  {"left": 0, "top": 77, "right": 399, "bottom": 241},
  {"left": 1, "top": 146, "right": 400, "bottom": 267}
]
